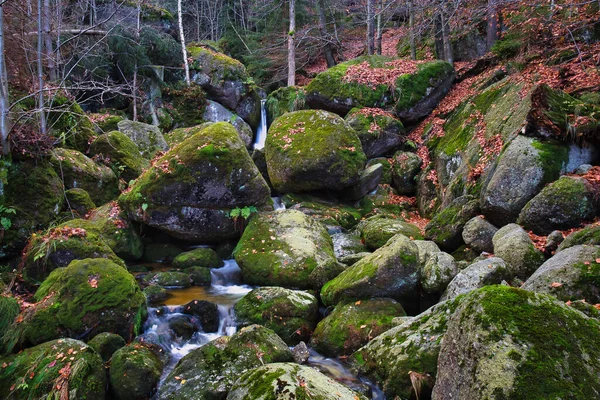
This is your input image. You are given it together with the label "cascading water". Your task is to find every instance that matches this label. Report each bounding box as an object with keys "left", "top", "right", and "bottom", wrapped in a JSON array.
[{"left": 253, "top": 99, "right": 268, "bottom": 149}]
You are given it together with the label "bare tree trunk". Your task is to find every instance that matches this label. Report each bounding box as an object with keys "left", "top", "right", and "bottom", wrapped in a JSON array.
[
  {"left": 366, "top": 0, "right": 375, "bottom": 55},
  {"left": 375, "top": 0, "right": 382, "bottom": 55},
  {"left": 486, "top": 0, "right": 498, "bottom": 50},
  {"left": 0, "top": 4, "right": 10, "bottom": 154},
  {"left": 44, "top": 0, "right": 55, "bottom": 80},
  {"left": 37, "top": 0, "right": 47, "bottom": 135},
  {"left": 133, "top": 0, "right": 140, "bottom": 122},
  {"left": 316, "top": 0, "right": 335, "bottom": 67},
  {"left": 178, "top": 0, "right": 190, "bottom": 86},
  {"left": 408, "top": 0, "right": 416, "bottom": 60},
  {"left": 434, "top": 13, "right": 444, "bottom": 60},
  {"left": 287, "top": 0, "right": 295, "bottom": 86},
  {"left": 442, "top": 8, "right": 453, "bottom": 64}
]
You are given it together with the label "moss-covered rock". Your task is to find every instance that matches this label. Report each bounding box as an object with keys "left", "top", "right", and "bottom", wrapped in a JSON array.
[
  {"left": 4, "top": 259, "right": 145, "bottom": 352},
  {"left": 492, "top": 223, "right": 545, "bottom": 280},
  {"left": 558, "top": 223, "right": 600, "bottom": 251},
  {"left": 157, "top": 325, "right": 293, "bottom": 399},
  {"left": 345, "top": 108, "right": 405, "bottom": 158},
  {"left": 204, "top": 100, "right": 254, "bottom": 148},
  {"left": 92, "top": 113, "right": 124, "bottom": 133},
  {"left": 89, "top": 130, "right": 150, "bottom": 182},
  {"left": 356, "top": 215, "right": 423, "bottom": 250},
  {"left": 116, "top": 120, "right": 169, "bottom": 159},
  {"left": 64, "top": 188, "right": 96, "bottom": 216},
  {"left": 181, "top": 300, "right": 219, "bottom": 333},
  {"left": 186, "top": 266, "right": 212, "bottom": 286},
  {"left": 234, "top": 210, "right": 341, "bottom": 290},
  {"left": 353, "top": 298, "right": 462, "bottom": 399},
  {"left": 120, "top": 122, "right": 270, "bottom": 241},
  {"left": 265, "top": 86, "right": 307, "bottom": 123},
  {"left": 310, "top": 298, "right": 405, "bottom": 356},
  {"left": 284, "top": 194, "right": 364, "bottom": 230},
  {"left": 420, "top": 251, "right": 459, "bottom": 294},
  {"left": 331, "top": 232, "right": 367, "bottom": 259},
  {"left": 441, "top": 257, "right": 510, "bottom": 300},
  {"left": 341, "top": 163, "right": 384, "bottom": 201},
  {"left": 172, "top": 247, "right": 223, "bottom": 269},
  {"left": 22, "top": 221, "right": 126, "bottom": 282},
  {"left": 0, "top": 338, "right": 105, "bottom": 400},
  {"left": 48, "top": 95, "right": 96, "bottom": 153},
  {"left": 234, "top": 287, "right": 318, "bottom": 345},
  {"left": 461, "top": 215, "right": 498, "bottom": 254},
  {"left": 110, "top": 342, "right": 167, "bottom": 400},
  {"left": 390, "top": 151, "right": 421, "bottom": 194},
  {"left": 366, "top": 158, "right": 393, "bottom": 185},
  {"left": 518, "top": 176, "right": 597, "bottom": 235},
  {"left": 164, "top": 123, "right": 212, "bottom": 147},
  {"left": 522, "top": 245, "right": 600, "bottom": 303},
  {"left": 143, "top": 271, "right": 191, "bottom": 288},
  {"left": 227, "top": 362, "right": 368, "bottom": 400},
  {"left": 88, "top": 332, "right": 126, "bottom": 362},
  {"left": 51, "top": 148, "right": 120, "bottom": 205},
  {"left": 265, "top": 110, "right": 366, "bottom": 193},
  {"left": 425, "top": 195, "right": 480, "bottom": 252},
  {"left": 321, "top": 234, "right": 419, "bottom": 308},
  {"left": 432, "top": 286, "right": 600, "bottom": 399},
  {"left": 143, "top": 285, "right": 169, "bottom": 305}
]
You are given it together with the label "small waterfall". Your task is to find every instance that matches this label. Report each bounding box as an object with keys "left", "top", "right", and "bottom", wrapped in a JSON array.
[
  {"left": 253, "top": 99, "right": 268, "bottom": 150},
  {"left": 272, "top": 196, "right": 286, "bottom": 211}
]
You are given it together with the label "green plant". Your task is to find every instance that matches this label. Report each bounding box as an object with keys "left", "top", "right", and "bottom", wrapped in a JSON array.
[
  {"left": 0, "top": 205, "right": 16, "bottom": 230},
  {"left": 228, "top": 206, "right": 258, "bottom": 231}
]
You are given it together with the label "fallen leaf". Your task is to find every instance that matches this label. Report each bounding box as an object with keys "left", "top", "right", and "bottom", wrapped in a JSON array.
[
  {"left": 550, "top": 282, "right": 563, "bottom": 288},
  {"left": 355, "top": 300, "right": 361, "bottom": 305}
]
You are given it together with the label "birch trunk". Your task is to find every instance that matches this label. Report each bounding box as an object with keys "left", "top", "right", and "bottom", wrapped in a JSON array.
[
  {"left": 37, "top": 0, "right": 47, "bottom": 135},
  {"left": 366, "top": 0, "right": 375, "bottom": 55},
  {"left": 178, "top": 0, "right": 191, "bottom": 86},
  {"left": 287, "top": 0, "right": 296, "bottom": 86},
  {"left": 0, "top": 4, "right": 9, "bottom": 154}
]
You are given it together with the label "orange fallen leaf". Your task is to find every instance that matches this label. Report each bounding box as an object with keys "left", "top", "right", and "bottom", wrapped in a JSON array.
[
  {"left": 355, "top": 300, "right": 361, "bottom": 305},
  {"left": 550, "top": 282, "right": 563, "bottom": 288}
]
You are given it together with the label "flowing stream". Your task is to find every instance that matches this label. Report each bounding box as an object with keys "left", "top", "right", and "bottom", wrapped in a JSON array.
[{"left": 253, "top": 99, "right": 268, "bottom": 150}]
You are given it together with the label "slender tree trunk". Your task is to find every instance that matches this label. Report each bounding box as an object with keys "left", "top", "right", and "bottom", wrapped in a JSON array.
[
  {"left": 132, "top": 0, "right": 140, "bottom": 122},
  {"left": 366, "top": 0, "right": 375, "bottom": 55},
  {"left": 375, "top": 0, "right": 382, "bottom": 55},
  {"left": 0, "top": 4, "right": 10, "bottom": 154},
  {"left": 37, "top": 0, "right": 47, "bottom": 135},
  {"left": 434, "top": 13, "right": 444, "bottom": 60},
  {"left": 486, "top": 0, "right": 498, "bottom": 50},
  {"left": 44, "top": 0, "right": 55, "bottom": 80},
  {"left": 178, "top": 0, "right": 190, "bottom": 86},
  {"left": 316, "top": 0, "right": 335, "bottom": 67},
  {"left": 408, "top": 0, "right": 416, "bottom": 60},
  {"left": 287, "top": 0, "right": 295, "bottom": 86},
  {"left": 442, "top": 11, "right": 453, "bottom": 63}
]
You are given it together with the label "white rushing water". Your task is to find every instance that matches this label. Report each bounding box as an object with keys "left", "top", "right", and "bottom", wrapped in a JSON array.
[{"left": 253, "top": 99, "right": 268, "bottom": 150}]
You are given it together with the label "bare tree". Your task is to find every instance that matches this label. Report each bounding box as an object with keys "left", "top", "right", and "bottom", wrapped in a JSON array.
[
  {"left": 0, "top": 1, "right": 9, "bottom": 154},
  {"left": 486, "top": 0, "right": 498, "bottom": 50},
  {"left": 37, "top": 0, "right": 47, "bottom": 134},
  {"left": 287, "top": 0, "right": 295, "bottom": 86},
  {"left": 316, "top": 0, "right": 335, "bottom": 67},
  {"left": 366, "top": 0, "right": 375, "bottom": 55},
  {"left": 178, "top": 0, "right": 190, "bottom": 86}
]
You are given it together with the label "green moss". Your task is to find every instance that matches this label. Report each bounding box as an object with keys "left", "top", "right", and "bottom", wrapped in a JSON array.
[
  {"left": 394, "top": 61, "right": 454, "bottom": 113},
  {"left": 110, "top": 343, "right": 165, "bottom": 399},
  {"left": 89, "top": 130, "right": 150, "bottom": 182},
  {"left": 0, "top": 296, "right": 19, "bottom": 350},
  {"left": 165, "top": 123, "right": 212, "bottom": 146},
  {"left": 531, "top": 139, "right": 569, "bottom": 184},
  {"left": 172, "top": 248, "right": 223, "bottom": 269},
  {"left": 559, "top": 224, "right": 600, "bottom": 250},
  {"left": 189, "top": 46, "right": 247, "bottom": 82},
  {"left": 491, "top": 32, "right": 525, "bottom": 59},
  {"left": 94, "top": 114, "right": 124, "bottom": 133},
  {"left": 265, "top": 86, "right": 307, "bottom": 121},
  {"left": 65, "top": 188, "right": 96, "bottom": 216},
  {"left": 47, "top": 95, "right": 96, "bottom": 152},
  {"left": 163, "top": 83, "right": 208, "bottom": 127}
]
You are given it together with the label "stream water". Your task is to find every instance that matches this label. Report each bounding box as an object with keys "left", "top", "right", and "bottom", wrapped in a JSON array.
[
  {"left": 138, "top": 257, "right": 384, "bottom": 399},
  {"left": 253, "top": 99, "right": 268, "bottom": 150}
]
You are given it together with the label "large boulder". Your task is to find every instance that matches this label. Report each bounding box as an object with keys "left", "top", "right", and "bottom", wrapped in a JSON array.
[
  {"left": 265, "top": 109, "right": 366, "bottom": 193},
  {"left": 461, "top": 215, "right": 497, "bottom": 254},
  {"left": 558, "top": 223, "right": 600, "bottom": 251},
  {"left": 203, "top": 100, "right": 254, "bottom": 148},
  {"left": 88, "top": 332, "right": 126, "bottom": 362},
  {"left": 4, "top": 259, "right": 145, "bottom": 352},
  {"left": 120, "top": 122, "right": 271, "bottom": 242},
  {"left": 441, "top": 257, "right": 510, "bottom": 300},
  {"left": 331, "top": 232, "right": 368, "bottom": 259},
  {"left": 310, "top": 298, "right": 405, "bottom": 356},
  {"left": 522, "top": 245, "right": 600, "bottom": 303},
  {"left": 345, "top": 108, "right": 405, "bottom": 158},
  {"left": 234, "top": 287, "right": 318, "bottom": 345},
  {"left": 432, "top": 286, "right": 600, "bottom": 400},
  {"left": 172, "top": 247, "right": 223, "bottom": 269},
  {"left": 420, "top": 251, "right": 459, "bottom": 294},
  {"left": 353, "top": 298, "right": 462, "bottom": 399},
  {"left": 320, "top": 234, "right": 419, "bottom": 309},
  {"left": 89, "top": 130, "right": 150, "bottom": 182},
  {"left": 356, "top": 215, "right": 423, "bottom": 250},
  {"left": 157, "top": 325, "right": 293, "bottom": 399},
  {"left": 492, "top": 223, "right": 545, "bottom": 280},
  {"left": 0, "top": 339, "right": 106, "bottom": 400},
  {"left": 116, "top": 120, "right": 169, "bottom": 159},
  {"left": 64, "top": 188, "right": 96, "bottom": 216},
  {"left": 391, "top": 151, "right": 422, "bottom": 194},
  {"left": 50, "top": 148, "right": 120, "bottom": 205},
  {"left": 234, "top": 210, "right": 341, "bottom": 290},
  {"left": 518, "top": 176, "right": 597, "bottom": 235},
  {"left": 227, "top": 363, "right": 367, "bottom": 400},
  {"left": 425, "top": 195, "right": 480, "bottom": 251}
]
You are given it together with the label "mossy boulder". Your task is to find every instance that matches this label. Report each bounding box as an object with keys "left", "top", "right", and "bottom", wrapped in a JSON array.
[
  {"left": 143, "top": 271, "right": 191, "bottom": 288},
  {"left": 425, "top": 195, "right": 480, "bottom": 252},
  {"left": 4, "top": 259, "right": 145, "bottom": 352},
  {"left": 157, "top": 325, "right": 293, "bottom": 399},
  {"left": 234, "top": 210, "right": 341, "bottom": 290},
  {"left": 265, "top": 86, "right": 307, "bottom": 123},
  {"left": 143, "top": 285, "right": 169, "bottom": 305},
  {"left": 164, "top": 123, "right": 212, "bottom": 147},
  {"left": 353, "top": 298, "right": 462, "bottom": 399},
  {"left": 64, "top": 188, "right": 96, "bottom": 216},
  {"left": 420, "top": 251, "right": 459, "bottom": 294},
  {"left": 181, "top": 300, "right": 220, "bottom": 333},
  {"left": 89, "top": 130, "right": 150, "bottom": 182},
  {"left": 461, "top": 215, "right": 498, "bottom": 253},
  {"left": 50, "top": 148, "right": 120, "bottom": 205},
  {"left": 109, "top": 342, "right": 167, "bottom": 400},
  {"left": 116, "top": 120, "right": 169, "bottom": 159},
  {"left": 492, "top": 223, "right": 545, "bottom": 280},
  {"left": 310, "top": 298, "right": 405, "bottom": 356},
  {"left": 441, "top": 257, "right": 510, "bottom": 300},
  {"left": 331, "top": 232, "right": 367, "bottom": 259},
  {"left": 341, "top": 163, "right": 384, "bottom": 201},
  {"left": 558, "top": 223, "right": 600, "bottom": 251},
  {"left": 390, "top": 151, "right": 421, "bottom": 194},
  {"left": 22, "top": 222, "right": 126, "bottom": 283},
  {"left": 522, "top": 245, "right": 600, "bottom": 303},
  {"left": 366, "top": 158, "right": 393, "bottom": 185},
  {"left": 234, "top": 287, "right": 318, "bottom": 345},
  {"left": 518, "top": 176, "right": 597, "bottom": 235},
  {"left": 0, "top": 161, "right": 64, "bottom": 258},
  {"left": 92, "top": 113, "right": 124, "bottom": 133},
  {"left": 48, "top": 96, "right": 96, "bottom": 153},
  {"left": 266, "top": 110, "right": 366, "bottom": 193},
  {"left": 480, "top": 136, "right": 568, "bottom": 226},
  {"left": 172, "top": 247, "right": 223, "bottom": 269},
  {"left": 88, "top": 332, "right": 126, "bottom": 362},
  {"left": 432, "top": 286, "right": 600, "bottom": 399},
  {"left": 227, "top": 363, "right": 368, "bottom": 400},
  {"left": 284, "top": 195, "right": 363, "bottom": 230},
  {"left": 187, "top": 266, "right": 212, "bottom": 286},
  {"left": 321, "top": 234, "right": 420, "bottom": 309},
  {"left": 120, "top": 122, "right": 271, "bottom": 241},
  {"left": 0, "top": 339, "right": 105, "bottom": 400},
  {"left": 204, "top": 100, "right": 254, "bottom": 148},
  {"left": 345, "top": 108, "right": 405, "bottom": 158},
  {"left": 356, "top": 215, "right": 423, "bottom": 250}
]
